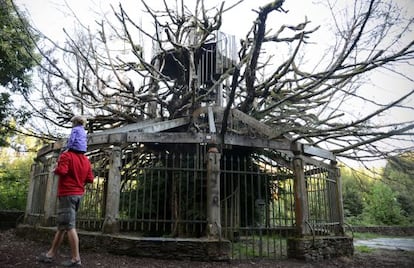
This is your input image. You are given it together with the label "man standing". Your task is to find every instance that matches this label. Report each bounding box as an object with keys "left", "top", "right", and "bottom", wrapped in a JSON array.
[{"left": 37, "top": 149, "right": 94, "bottom": 267}]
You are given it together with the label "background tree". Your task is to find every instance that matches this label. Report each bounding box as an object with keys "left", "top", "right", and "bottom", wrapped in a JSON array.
[
  {"left": 340, "top": 164, "right": 412, "bottom": 225},
  {"left": 15, "top": 0, "right": 414, "bottom": 165},
  {"left": 383, "top": 152, "right": 414, "bottom": 223},
  {"left": 362, "top": 182, "right": 407, "bottom": 225},
  {"left": 0, "top": 0, "right": 39, "bottom": 146},
  {"left": 341, "top": 167, "right": 367, "bottom": 223},
  {"left": 0, "top": 132, "right": 38, "bottom": 210}
]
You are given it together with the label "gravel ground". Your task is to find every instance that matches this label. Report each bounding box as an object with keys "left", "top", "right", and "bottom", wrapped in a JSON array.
[{"left": 1, "top": 228, "right": 414, "bottom": 268}]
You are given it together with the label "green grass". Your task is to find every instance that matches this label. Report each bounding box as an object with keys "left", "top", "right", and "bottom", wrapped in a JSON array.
[
  {"left": 230, "top": 235, "right": 287, "bottom": 259},
  {"left": 348, "top": 232, "right": 390, "bottom": 239},
  {"left": 354, "top": 245, "right": 375, "bottom": 253}
]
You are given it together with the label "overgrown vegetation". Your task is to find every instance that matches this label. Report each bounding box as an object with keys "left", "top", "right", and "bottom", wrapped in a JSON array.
[
  {"left": 0, "top": 133, "right": 37, "bottom": 210},
  {"left": 0, "top": 153, "right": 33, "bottom": 210},
  {"left": 342, "top": 152, "right": 414, "bottom": 226}
]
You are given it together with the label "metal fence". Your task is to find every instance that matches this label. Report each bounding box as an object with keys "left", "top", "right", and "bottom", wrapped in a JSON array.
[
  {"left": 220, "top": 150, "right": 295, "bottom": 259},
  {"left": 117, "top": 146, "right": 208, "bottom": 237},
  {"left": 304, "top": 157, "right": 343, "bottom": 236},
  {"left": 25, "top": 142, "right": 342, "bottom": 260}
]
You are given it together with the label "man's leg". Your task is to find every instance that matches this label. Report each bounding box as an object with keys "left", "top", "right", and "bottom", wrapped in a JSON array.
[
  {"left": 46, "top": 229, "right": 66, "bottom": 257},
  {"left": 67, "top": 228, "right": 81, "bottom": 262}
]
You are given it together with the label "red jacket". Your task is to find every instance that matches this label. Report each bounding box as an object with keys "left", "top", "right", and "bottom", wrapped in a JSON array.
[{"left": 54, "top": 151, "right": 94, "bottom": 197}]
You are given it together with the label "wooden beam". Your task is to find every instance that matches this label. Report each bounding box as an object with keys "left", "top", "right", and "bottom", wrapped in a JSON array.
[
  {"left": 127, "top": 132, "right": 292, "bottom": 151},
  {"left": 89, "top": 117, "right": 189, "bottom": 136},
  {"left": 208, "top": 106, "right": 216, "bottom": 133},
  {"left": 231, "top": 109, "right": 274, "bottom": 137},
  {"left": 303, "top": 145, "right": 336, "bottom": 161},
  {"left": 127, "top": 132, "right": 211, "bottom": 144},
  {"left": 224, "top": 134, "right": 291, "bottom": 151}
]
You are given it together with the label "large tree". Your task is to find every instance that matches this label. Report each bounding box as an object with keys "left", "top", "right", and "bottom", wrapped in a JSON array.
[
  {"left": 16, "top": 0, "right": 414, "bottom": 164},
  {"left": 0, "top": 0, "right": 38, "bottom": 146}
]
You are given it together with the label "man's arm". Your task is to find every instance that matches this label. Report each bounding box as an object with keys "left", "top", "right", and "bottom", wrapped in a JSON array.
[
  {"left": 54, "top": 153, "right": 69, "bottom": 176},
  {"left": 85, "top": 161, "right": 94, "bottom": 184}
]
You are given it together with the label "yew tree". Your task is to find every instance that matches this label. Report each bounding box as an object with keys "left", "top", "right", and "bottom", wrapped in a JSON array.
[{"left": 17, "top": 0, "right": 414, "bottom": 164}]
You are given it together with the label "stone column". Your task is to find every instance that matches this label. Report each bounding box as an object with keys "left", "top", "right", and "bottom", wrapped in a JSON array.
[
  {"left": 43, "top": 152, "right": 59, "bottom": 226},
  {"left": 206, "top": 147, "right": 221, "bottom": 238},
  {"left": 292, "top": 151, "right": 310, "bottom": 236},
  {"left": 102, "top": 146, "right": 121, "bottom": 233}
]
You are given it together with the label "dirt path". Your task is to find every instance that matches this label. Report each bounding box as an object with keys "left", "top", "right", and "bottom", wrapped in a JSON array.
[{"left": 1, "top": 228, "right": 413, "bottom": 267}]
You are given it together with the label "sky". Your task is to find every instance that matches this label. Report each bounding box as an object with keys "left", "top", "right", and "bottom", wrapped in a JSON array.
[
  {"left": 12, "top": 0, "right": 414, "bottom": 167},
  {"left": 14, "top": 0, "right": 323, "bottom": 37}
]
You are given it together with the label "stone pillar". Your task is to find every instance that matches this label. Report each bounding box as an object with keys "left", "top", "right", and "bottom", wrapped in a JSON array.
[
  {"left": 206, "top": 147, "right": 221, "bottom": 238},
  {"left": 102, "top": 146, "right": 121, "bottom": 233},
  {"left": 292, "top": 151, "right": 309, "bottom": 236},
  {"left": 43, "top": 152, "right": 59, "bottom": 226}
]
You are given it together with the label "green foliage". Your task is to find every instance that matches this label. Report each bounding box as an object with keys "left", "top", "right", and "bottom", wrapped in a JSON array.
[
  {"left": 0, "top": 133, "right": 38, "bottom": 210},
  {"left": 0, "top": 92, "right": 13, "bottom": 146},
  {"left": 341, "top": 164, "right": 412, "bottom": 226},
  {"left": 0, "top": 0, "right": 38, "bottom": 91},
  {"left": 341, "top": 167, "right": 368, "bottom": 223},
  {"left": 361, "top": 182, "right": 407, "bottom": 225},
  {"left": 383, "top": 152, "right": 414, "bottom": 223},
  {"left": 0, "top": 152, "right": 33, "bottom": 210},
  {"left": 0, "top": 0, "right": 39, "bottom": 146}
]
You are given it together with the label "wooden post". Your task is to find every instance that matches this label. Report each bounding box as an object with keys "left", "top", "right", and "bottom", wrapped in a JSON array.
[
  {"left": 291, "top": 143, "right": 309, "bottom": 236},
  {"left": 102, "top": 146, "right": 121, "bottom": 233},
  {"left": 43, "top": 152, "right": 59, "bottom": 226},
  {"left": 332, "top": 161, "right": 345, "bottom": 235},
  {"left": 24, "top": 162, "right": 37, "bottom": 224},
  {"left": 207, "top": 147, "right": 221, "bottom": 239}
]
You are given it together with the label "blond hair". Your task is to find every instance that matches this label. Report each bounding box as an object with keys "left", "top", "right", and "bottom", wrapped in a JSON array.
[{"left": 70, "top": 115, "right": 87, "bottom": 126}]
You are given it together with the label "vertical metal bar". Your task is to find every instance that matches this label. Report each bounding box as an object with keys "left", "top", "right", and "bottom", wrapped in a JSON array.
[
  {"left": 193, "top": 148, "right": 198, "bottom": 235},
  {"left": 140, "top": 153, "right": 146, "bottom": 231},
  {"left": 192, "top": 150, "right": 197, "bottom": 235},
  {"left": 134, "top": 153, "right": 139, "bottom": 231},
  {"left": 199, "top": 147, "right": 205, "bottom": 235},
  {"left": 148, "top": 154, "right": 154, "bottom": 232},
  {"left": 163, "top": 152, "right": 168, "bottom": 232},
  {"left": 155, "top": 153, "right": 161, "bottom": 232},
  {"left": 222, "top": 154, "right": 227, "bottom": 238},
  {"left": 241, "top": 155, "right": 247, "bottom": 258},
  {"left": 185, "top": 153, "right": 189, "bottom": 234}
]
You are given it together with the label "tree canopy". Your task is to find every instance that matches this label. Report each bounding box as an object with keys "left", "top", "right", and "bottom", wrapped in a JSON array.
[
  {"left": 14, "top": 0, "right": 414, "bottom": 164},
  {"left": 0, "top": 0, "right": 39, "bottom": 146}
]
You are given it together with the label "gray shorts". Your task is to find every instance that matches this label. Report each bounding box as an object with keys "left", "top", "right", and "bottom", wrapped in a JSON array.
[{"left": 57, "top": 195, "right": 82, "bottom": 230}]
